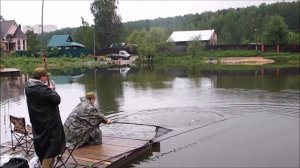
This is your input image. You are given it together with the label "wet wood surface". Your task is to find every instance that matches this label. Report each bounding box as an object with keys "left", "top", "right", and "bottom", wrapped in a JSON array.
[{"left": 1, "top": 136, "right": 154, "bottom": 168}]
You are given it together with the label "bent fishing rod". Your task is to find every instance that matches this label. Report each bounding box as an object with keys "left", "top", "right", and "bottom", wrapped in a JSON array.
[
  {"left": 42, "top": 49, "right": 51, "bottom": 87},
  {"left": 112, "top": 121, "right": 167, "bottom": 129}
]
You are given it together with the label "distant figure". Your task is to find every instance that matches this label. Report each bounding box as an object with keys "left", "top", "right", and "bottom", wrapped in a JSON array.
[
  {"left": 147, "top": 54, "right": 154, "bottom": 62},
  {"left": 64, "top": 91, "right": 112, "bottom": 148},
  {"left": 25, "top": 67, "right": 66, "bottom": 168}
]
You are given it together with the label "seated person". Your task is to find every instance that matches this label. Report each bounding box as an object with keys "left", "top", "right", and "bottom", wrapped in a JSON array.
[{"left": 64, "top": 91, "right": 112, "bottom": 148}]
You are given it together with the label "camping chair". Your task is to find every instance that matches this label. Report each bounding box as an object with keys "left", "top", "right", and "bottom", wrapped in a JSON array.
[
  {"left": 53, "top": 142, "right": 79, "bottom": 167},
  {"left": 9, "top": 115, "right": 34, "bottom": 155},
  {"left": 53, "top": 127, "right": 95, "bottom": 167}
]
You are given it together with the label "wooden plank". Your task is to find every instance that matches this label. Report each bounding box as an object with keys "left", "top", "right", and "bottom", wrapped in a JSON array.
[
  {"left": 0, "top": 146, "right": 12, "bottom": 154},
  {"left": 92, "top": 143, "right": 153, "bottom": 168},
  {"left": 73, "top": 146, "right": 129, "bottom": 157},
  {"left": 71, "top": 144, "right": 132, "bottom": 162}
]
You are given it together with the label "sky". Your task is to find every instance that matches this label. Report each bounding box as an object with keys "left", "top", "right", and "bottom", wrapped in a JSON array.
[{"left": 0, "top": 0, "right": 290, "bottom": 29}]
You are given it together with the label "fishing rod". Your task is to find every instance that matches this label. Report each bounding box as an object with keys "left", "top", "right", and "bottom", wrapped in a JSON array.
[
  {"left": 112, "top": 121, "right": 167, "bottom": 128},
  {"left": 41, "top": 0, "right": 50, "bottom": 87},
  {"left": 42, "top": 49, "right": 50, "bottom": 87},
  {"left": 112, "top": 121, "right": 172, "bottom": 138}
]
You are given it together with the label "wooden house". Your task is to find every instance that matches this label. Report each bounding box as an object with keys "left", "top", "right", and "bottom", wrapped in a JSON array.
[
  {"left": 167, "top": 29, "right": 217, "bottom": 52},
  {"left": 47, "top": 34, "right": 85, "bottom": 50},
  {"left": 47, "top": 34, "right": 90, "bottom": 57},
  {"left": 0, "top": 20, "right": 27, "bottom": 52}
]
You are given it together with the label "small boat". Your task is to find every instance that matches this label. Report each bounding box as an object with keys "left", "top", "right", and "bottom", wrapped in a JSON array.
[{"left": 69, "top": 74, "right": 85, "bottom": 83}]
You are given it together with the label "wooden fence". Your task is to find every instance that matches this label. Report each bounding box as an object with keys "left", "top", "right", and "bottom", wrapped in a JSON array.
[{"left": 204, "top": 44, "right": 300, "bottom": 53}]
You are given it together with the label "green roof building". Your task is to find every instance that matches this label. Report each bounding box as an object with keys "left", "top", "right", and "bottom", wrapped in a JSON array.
[
  {"left": 47, "top": 34, "right": 84, "bottom": 49},
  {"left": 47, "top": 34, "right": 90, "bottom": 57}
]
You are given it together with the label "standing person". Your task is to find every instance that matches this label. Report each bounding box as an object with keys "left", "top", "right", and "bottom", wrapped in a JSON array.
[
  {"left": 64, "top": 91, "right": 112, "bottom": 148},
  {"left": 25, "top": 67, "right": 65, "bottom": 168}
]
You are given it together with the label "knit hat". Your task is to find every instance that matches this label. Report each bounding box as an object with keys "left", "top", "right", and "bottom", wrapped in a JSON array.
[{"left": 33, "top": 67, "right": 50, "bottom": 79}]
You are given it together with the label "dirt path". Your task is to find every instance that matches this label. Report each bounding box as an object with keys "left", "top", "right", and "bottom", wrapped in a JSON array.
[{"left": 205, "top": 57, "right": 275, "bottom": 65}]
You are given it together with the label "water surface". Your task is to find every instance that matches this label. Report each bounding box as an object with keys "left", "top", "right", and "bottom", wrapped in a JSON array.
[{"left": 1, "top": 66, "right": 299, "bottom": 167}]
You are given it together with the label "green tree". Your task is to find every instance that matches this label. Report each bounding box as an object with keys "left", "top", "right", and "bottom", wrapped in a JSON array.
[
  {"left": 73, "top": 18, "right": 95, "bottom": 51},
  {"left": 81, "top": 17, "right": 89, "bottom": 27},
  {"left": 91, "top": 0, "right": 122, "bottom": 49},
  {"left": 26, "top": 30, "right": 40, "bottom": 56},
  {"left": 0, "top": 42, "right": 3, "bottom": 57},
  {"left": 287, "top": 32, "right": 300, "bottom": 45},
  {"left": 149, "top": 27, "right": 168, "bottom": 52},
  {"left": 187, "top": 35, "right": 205, "bottom": 59},
  {"left": 264, "top": 15, "right": 289, "bottom": 44},
  {"left": 126, "top": 29, "right": 149, "bottom": 58}
]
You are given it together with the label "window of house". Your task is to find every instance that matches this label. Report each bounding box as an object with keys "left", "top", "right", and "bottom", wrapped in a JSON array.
[
  {"left": 65, "top": 47, "right": 70, "bottom": 50},
  {"left": 17, "top": 40, "right": 21, "bottom": 50},
  {"left": 23, "top": 40, "right": 26, "bottom": 50}
]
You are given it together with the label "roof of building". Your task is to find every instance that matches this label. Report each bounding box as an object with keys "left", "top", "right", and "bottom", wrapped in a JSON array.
[
  {"left": 1, "top": 20, "right": 27, "bottom": 40},
  {"left": 47, "top": 34, "right": 84, "bottom": 47},
  {"left": 1, "top": 20, "right": 15, "bottom": 39},
  {"left": 14, "top": 26, "right": 27, "bottom": 39},
  {"left": 167, "top": 29, "right": 215, "bottom": 42}
]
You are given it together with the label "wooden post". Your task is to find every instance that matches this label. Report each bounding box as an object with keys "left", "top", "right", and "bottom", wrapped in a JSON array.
[
  {"left": 260, "top": 68, "right": 264, "bottom": 76},
  {"left": 275, "top": 67, "right": 280, "bottom": 76},
  {"left": 276, "top": 43, "right": 280, "bottom": 53}
]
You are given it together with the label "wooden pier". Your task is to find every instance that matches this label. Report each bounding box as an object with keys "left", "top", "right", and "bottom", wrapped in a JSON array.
[
  {"left": 0, "top": 68, "right": 21, "bottom": 77},
  {"left": 0, "top": 136, "right": 159, "bottom": 168}
]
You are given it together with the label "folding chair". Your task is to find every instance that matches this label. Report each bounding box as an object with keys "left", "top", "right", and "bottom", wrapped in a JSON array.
[
  {"left": 9, "top": 115, "right": 34, "bottom": 155},
  {"left": 53, "top": 142, "right": 78, "bottom": 168},
  {"left": 53, "top": 127, "right": 95, "bottom": 167}
]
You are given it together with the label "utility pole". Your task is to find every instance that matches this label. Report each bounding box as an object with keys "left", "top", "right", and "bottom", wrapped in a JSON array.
[
  {"left": 41, "top": 0, "right": 49, "bottom": 85},
  {"left": 93, "top": 27, "right": 95, "bottom": 57},
  {"left": 41, "top": 0, "right": 44, "bottom": 48},
  {"left": 255, "top": 28, "right": 257, "bottom": 51},
  {"left": 91, "top": 26, "right": 96, "bottom": 57}
]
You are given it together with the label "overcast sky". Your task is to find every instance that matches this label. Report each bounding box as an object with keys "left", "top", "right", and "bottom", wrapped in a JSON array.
[{"left": 0, "top": 0, "right": 291, "bottom": 29}]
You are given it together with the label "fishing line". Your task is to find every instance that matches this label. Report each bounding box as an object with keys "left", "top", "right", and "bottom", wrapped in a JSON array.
[
  {"left": 111, "top": 121, "right": 172, "bottom": 138},
  {"left": 96, "top": 104, "right": 117, "bottom": 112},
  {"left": 93, "top": 119, "right": 229, "bottom": 167},
  {"left": 158, "top": 118, "right": 229, "bottom": 142},
  {"left": 100, "top": 107, "right": 161, "bottom": 121}
]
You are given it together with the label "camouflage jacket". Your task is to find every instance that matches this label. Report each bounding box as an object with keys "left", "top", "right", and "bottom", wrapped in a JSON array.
[{"left": 64, "top": 97, "right": 107, "bottom": 148}]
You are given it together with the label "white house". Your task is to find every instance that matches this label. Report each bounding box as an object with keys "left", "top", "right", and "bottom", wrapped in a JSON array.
[
  {"left": 0, "top": 20, "right": 28, "bottom": 52},
  {"left": 167, "top": 29, "right": 217, "bottom": 51}
]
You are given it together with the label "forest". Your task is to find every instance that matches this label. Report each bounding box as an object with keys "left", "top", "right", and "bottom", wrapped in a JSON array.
[{"left": 29, "top": 1, "right": 299, "bottom": 55}]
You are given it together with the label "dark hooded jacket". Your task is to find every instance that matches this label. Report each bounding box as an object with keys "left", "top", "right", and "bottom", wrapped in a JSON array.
[{"left": 25, "top": 79, "right": 65, "bottom": 162}]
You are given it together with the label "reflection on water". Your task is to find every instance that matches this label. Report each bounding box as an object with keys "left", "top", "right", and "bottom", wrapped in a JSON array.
[{"left": 1, "top": 66, "right": 299, "bottom": 167}]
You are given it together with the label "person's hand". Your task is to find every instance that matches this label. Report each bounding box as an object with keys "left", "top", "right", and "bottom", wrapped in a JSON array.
[
  {"left": 49, "top": 80, "right": 55, "bottom": 90},
  {"left": 106, "top": 119, "right": 112, "bottom": 124}
]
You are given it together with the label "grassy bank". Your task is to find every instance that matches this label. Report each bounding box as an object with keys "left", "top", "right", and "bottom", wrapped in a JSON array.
[
  {"left": 1, "top": 50, "right": 299, "bottom": 73},
  {"left": 0, "top": 55, "right": 97, "bottom": 73},
  {"left": 149, "top": 50, "right": 300, "bottom": 69}
]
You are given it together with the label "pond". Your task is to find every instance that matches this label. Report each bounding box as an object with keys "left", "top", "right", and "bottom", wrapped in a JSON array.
[{"left": 1, "top": 65, "right": 299, "bottom": 167}]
